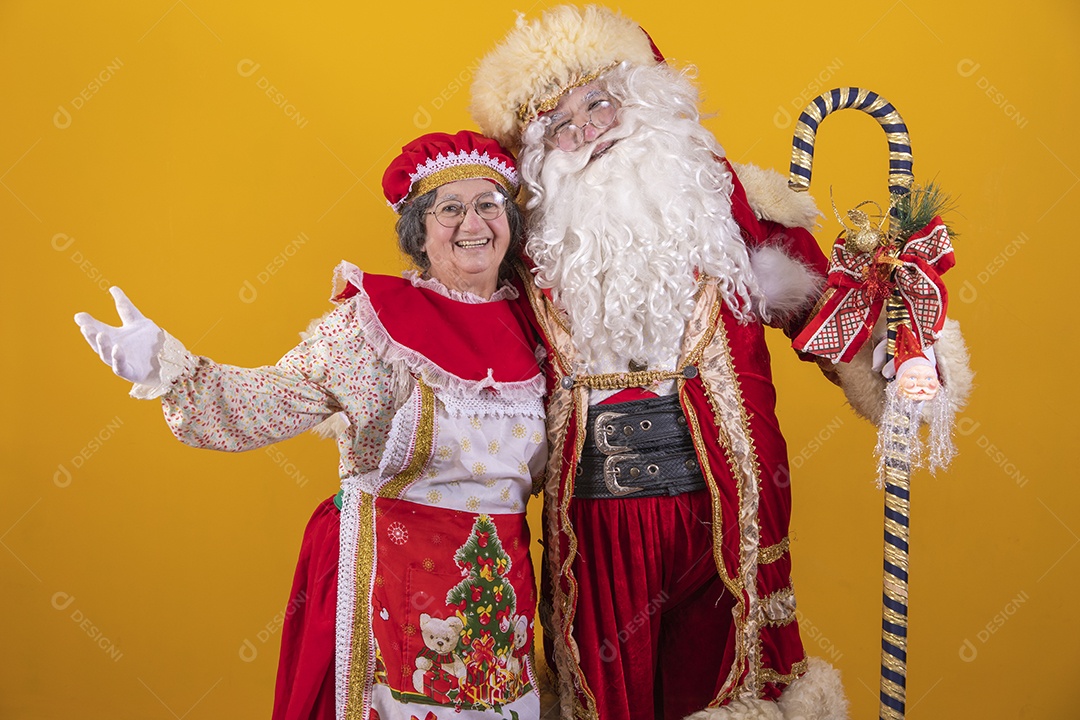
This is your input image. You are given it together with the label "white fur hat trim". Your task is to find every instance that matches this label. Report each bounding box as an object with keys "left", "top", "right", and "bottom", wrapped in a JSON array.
[{"left": 470, "top": 4, "right": 660, "bottom": 149}]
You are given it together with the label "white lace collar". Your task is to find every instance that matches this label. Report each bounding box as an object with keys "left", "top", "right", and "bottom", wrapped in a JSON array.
[{"left": 403, "top": 270, "right": 519, "bottom": 303}]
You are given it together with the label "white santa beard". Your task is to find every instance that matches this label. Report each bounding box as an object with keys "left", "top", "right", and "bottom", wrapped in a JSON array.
[{"left": 524, "top": 101, "right": 758, "bottom": 375}]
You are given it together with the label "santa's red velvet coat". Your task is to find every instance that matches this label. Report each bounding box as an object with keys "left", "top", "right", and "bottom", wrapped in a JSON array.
[{"left": 516, "top": 161, "right": 831, "bottom": 718}]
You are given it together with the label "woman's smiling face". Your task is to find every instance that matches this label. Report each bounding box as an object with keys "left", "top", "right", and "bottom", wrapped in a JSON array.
[{"left": 422, "top": 178, "right": 511, "bottom": 299}]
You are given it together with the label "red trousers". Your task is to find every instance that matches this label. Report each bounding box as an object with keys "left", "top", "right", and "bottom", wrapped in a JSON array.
[
  {"left": 272, "top": 496, "right": 339, "bottom": 720},
  {"left": 566, "top": 489, "right": 735, "bottom": 720}
]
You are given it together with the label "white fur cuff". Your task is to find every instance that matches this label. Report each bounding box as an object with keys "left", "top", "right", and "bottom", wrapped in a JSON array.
[
  {"left": 681, "top": 658, "right": 848, "bottom": 720},
  {"left": 749, "top": 245, "right": 823, "bottom": 324},
  {"left": 732, "top": 162, "right": 822, "bottom": 232}
]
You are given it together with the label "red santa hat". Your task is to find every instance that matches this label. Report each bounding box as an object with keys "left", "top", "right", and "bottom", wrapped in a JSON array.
[
  {"left": 469, "top": 5, "right": 665, "bottom": 150},
  {"left": 893, "top": 324, "right": 936, "bottom": 379},
  {"left": 382, "top": 130, "right": 519, "bottom": 213}
]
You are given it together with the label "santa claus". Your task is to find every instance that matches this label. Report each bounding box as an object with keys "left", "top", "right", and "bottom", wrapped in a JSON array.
[{"left": 470, "top": 6, "right": 854, "bottom": 720}]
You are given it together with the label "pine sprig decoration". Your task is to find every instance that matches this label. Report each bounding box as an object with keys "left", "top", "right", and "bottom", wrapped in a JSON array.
[{"left": 892, "top": 182, "right": 958, "bottom": 239}]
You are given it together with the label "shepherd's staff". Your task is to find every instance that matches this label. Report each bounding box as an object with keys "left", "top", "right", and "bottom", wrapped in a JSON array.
[{"left": 786, "top": 87, "right": 958, "bottom": 720}]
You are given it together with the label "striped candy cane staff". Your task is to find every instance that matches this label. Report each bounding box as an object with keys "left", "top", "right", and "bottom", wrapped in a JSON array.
[
  {"left": 788, "top": 87, "right": 916, "bottom": 720},
  {"left": 788, "top": 87, "right": 914, "bottom": 202}
]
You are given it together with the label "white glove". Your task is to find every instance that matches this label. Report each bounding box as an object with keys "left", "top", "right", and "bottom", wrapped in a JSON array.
[{"left": 74, "top": 287, "right": 164, "bottom": 385}]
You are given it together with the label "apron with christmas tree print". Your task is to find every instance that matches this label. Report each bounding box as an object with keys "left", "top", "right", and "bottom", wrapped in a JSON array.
[{"left": 333, "top": 266, "right": 546, "bottom": 720}]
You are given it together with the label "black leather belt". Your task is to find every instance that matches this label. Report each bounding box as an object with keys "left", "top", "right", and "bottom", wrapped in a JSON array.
[{"left": 575, "top": 394, "right": 707, "bottom": 499}]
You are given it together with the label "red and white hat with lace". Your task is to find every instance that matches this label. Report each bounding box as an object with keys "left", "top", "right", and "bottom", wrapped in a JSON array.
[{"left": 382, "top": 130, "right": 519, "bottom": 213}]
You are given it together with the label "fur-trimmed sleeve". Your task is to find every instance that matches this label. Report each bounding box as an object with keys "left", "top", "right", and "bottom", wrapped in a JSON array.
[{"left": 725, "top": 159, "right": 828, "bottom": 336}]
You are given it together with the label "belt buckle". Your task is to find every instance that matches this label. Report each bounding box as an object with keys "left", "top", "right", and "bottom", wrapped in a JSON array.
[
  {"left": 594, "top": 410, "right": 631, "bottom": 454},
  {"left": 594, "top": 410, "right": 642, "bottom": 495},
  {"left": 603, "top": 454, "right": 643, "bottom": 496}
]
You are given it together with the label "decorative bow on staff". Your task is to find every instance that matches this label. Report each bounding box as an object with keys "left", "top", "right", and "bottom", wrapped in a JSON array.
[{"left": 794, "top": 212, "right": 956, "bottom": 363}]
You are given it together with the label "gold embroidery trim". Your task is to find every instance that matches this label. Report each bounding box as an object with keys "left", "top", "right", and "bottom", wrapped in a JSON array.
[
  {"left": 759, "top": 656, "right": 810, "bottom": 686},
  {"left": 716, "top": 306, "right": 769, "bottom": 698},
  {"left": 683, "top": 399, "right": 740, "bottom": 598},
  {"left": 684, "top": 392, "right": 749, "bottom": 707},
  {"left": 515, "top": 62, "right": 620, "bottom": 124},
  {"left": 514, "top": 264, "right": 599, "bottom": 718},
  {"left": 409, "top": 166, "right": 515, "bottom": 204},
  {"left": 681, "top": 282, "right": 738, "bottom": 598},
  {"left": 513, "top": 262, "right": 569, "bottom": 502},
  {"left": 680, "top": 281, "right": 745, "bottom": 708},
  {"left": 573, "top": 705, "right": 593, "bottom": 720},
  {"left": 345, "top": 492, "right": 377, "bottom": 720},
  {"left": 563, "top": 385, "right": 599, "bottom": 716},
  {"left": 708, "top": 590, "right": 748, "bottom": 708},
  {"left": 800, "top": 287, "right": 834, "bottom": 334},
  {"left": 682, "top": 277, "right": 724, "bottom": 368},
  {"left": 515, "top": 260, "right": 573, "bottom": 338},
  {"left": 379, "top": 378, "right": 436, "bottom": 499},
  {"left": 513, "top": 262, "right": 570, "bottom": 377},
  {"left": 759, "top": 537, "right": 790, "bottom": 565},
  {"left": 762, "top": 584, "right": 797, "bottom": 627},
  {"left": 694, "top": 280, "right": 769, "bottom": 701},
  {"left": 569, "top": 368, "right": 686, "bottom": 391}
]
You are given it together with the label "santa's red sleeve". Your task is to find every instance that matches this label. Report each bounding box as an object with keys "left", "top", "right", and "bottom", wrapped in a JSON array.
[{"left": 722, "top": 157, "right": 829, "bottom": 339}]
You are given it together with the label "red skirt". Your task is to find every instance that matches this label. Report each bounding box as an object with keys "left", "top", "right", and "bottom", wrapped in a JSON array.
[{"left": 272, "top": 496, "right": 340, "bottom": 720}]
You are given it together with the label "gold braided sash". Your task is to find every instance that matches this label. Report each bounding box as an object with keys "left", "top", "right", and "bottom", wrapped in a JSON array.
[{"left": 561, "top": 365, "right": 698, "bottom": 391}]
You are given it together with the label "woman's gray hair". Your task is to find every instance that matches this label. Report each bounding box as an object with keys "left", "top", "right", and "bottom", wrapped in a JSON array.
[{"left": 395, "top": 183, "right": 525, "bottom": 279}]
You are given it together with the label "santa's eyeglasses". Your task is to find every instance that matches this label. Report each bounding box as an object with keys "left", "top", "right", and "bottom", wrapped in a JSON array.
[{"left": 544, "top": 98, "right": 619, "bottom": 152}]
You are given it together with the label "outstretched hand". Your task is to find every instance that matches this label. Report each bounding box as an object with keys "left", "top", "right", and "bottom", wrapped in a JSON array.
[{"left": 74, "top": 287, "right": 163, "bottom": 384}]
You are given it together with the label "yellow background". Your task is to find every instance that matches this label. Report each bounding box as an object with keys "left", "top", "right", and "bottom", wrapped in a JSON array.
[{"left": 3, "top": 1, "right": 1076, "bottom": 718}]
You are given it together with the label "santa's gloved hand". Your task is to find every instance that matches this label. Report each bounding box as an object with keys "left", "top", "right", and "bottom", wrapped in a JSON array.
[{"left": 74, "top": 287, "right": 164, "bottom": 385}]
